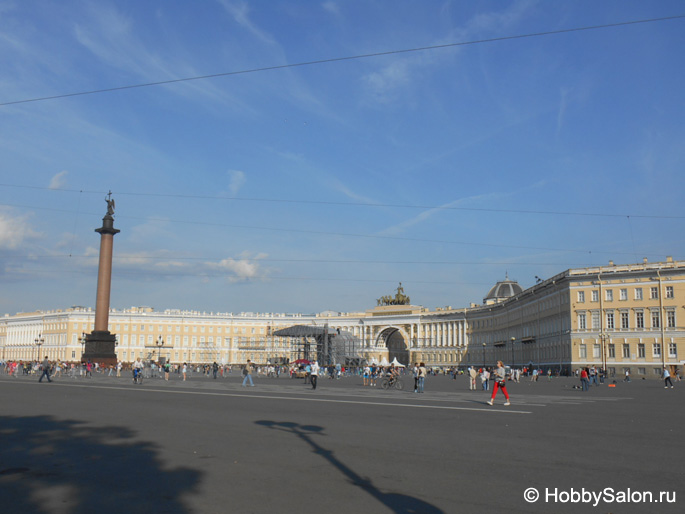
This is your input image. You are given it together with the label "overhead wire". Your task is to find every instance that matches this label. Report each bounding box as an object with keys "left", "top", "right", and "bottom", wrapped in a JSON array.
[
  {"left": 0, "top": 200, "right": 650, "bottom": 256},
  {"left": 0, "top": 185, "right": 682, "bottom": 220},
  {"left": 1, "top": 14, "right": 684, "bottom": 107}
]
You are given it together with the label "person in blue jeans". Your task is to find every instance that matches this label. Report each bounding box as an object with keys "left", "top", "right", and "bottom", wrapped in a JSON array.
[
  {"left": 417, "top": 362, "right": 426, "bottom": 393},
  {"left": 242, "top": 360, "right": 254, "bottom": 387},
  {"left": 39, "top": 356, "right": 52, "bottom": 383}
]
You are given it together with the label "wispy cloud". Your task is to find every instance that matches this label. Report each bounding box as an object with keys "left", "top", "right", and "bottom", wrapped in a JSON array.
[
  {"left": 322, "top": 1, "right": 341, "bottom": 17},
  {"left": 204, "top": 252, "right": 271, "bottom": 282},
  {"left": 378, "top": 181, "right": 549, "bottom": 237},
  {"left": 49, "top": 170, "right": 68, "bottom": 189},
  {"left": 217, "top": 0, "right": 275, "bottom": 45},
  {"left": 227, "top": 170, "right": 246, "bottom": 196},
  {"left": 0, "top": 208, "right": 40, "bottom": 250}
]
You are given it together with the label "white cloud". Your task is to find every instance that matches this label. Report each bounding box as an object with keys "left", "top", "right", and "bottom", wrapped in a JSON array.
[
  {"left": 217, "top": 0, "right": 275, "bottom": 45},
  {"left": 227, "top": 170, "right": 246, "bottom": 196},
  {"left": 206, "top": 252, "right": 269, "bottom": 282},
  {"left": 49, "top": 170, "right": 68, "bottom": 189},
  {"left": 0, "top": 209, "right": 39, "bottom": 250}
]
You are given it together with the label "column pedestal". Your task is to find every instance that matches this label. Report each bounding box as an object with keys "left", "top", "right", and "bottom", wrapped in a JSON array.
[{"left": 82, "top": 331, "right": 117, "bottom": 366}]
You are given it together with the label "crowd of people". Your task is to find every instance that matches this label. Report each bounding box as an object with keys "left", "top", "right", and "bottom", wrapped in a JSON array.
[{"left": 3, "top": 358, "right": 678, "bottom": 395}]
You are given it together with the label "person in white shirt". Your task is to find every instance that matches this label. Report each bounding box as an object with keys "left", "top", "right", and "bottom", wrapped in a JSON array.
[{"left": 310, "top": 361, "right": 320, "bottom": 390}]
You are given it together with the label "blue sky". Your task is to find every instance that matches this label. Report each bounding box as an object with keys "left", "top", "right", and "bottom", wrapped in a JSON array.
[{"left": 1, "top": 0, "right": 684, "bottom": 315}]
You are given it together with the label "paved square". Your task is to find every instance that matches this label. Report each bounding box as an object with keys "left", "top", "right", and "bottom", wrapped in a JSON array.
[{"left": 1, "top": 371, "right": 682, "bottom": 513}]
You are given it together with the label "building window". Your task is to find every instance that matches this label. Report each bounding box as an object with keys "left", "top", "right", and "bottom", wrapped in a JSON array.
[
  {"left": 636, "top": 311, "right": 644, "bottom": 329},
  {"left": 578, "top": 313, "right": 587, "bottom": 330},
  {"left": 621, "top": 311, "right": 629, "bottom": 329},
  {"left": 637, "top": 367, "right": 646, "bottom": 376},
  {"left": 667, "top": 310, "right": 675, "bottom": 328},
  {"left": 606, "top": 289, "right": 613, "bottom": 301},
  {"left": 635, "top": 288, "right": 643, "bottom": 300},
  {"left": 593, "top": 344, "right": 601, "bottom": 358},
  {"left": 579, "top": 344, "right": 587, "bottom": 359},
  {"left": 606, "top": 312, "right": 615, "bottom": 330},
  {"left": 591, "top": 312, "right": 600, "bottom": 329},
  {"left": 650, "top": 287, "right": 658, "bottom": 299},
  {"left": 665, "top": 286, "right": 674, "bottom": 299},
  {"left": 653, "top": 343, "right": 661, "bottom": 358},
  {"left": 608, "top": 344, "right": 615, "bottom": 358},
  {"left": 638, "top": 343, "right": 645, "bottom": 358},
  {"left": 620, "top": 288, "right": 628, "bottom": 301},
  {"left": 669, "top": 343, "right": 677, "bottom": 358},
  {"left": 592, "top": 290, "right": 599, "bottom": 302},
  {"left": 651, "top": 311, "right": 660, "bottom": 329},
  {"left": 578, "top": 291, "right": 585, "bottom": 303}
]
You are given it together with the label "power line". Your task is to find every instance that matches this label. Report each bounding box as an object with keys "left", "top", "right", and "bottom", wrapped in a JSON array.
[
  {"left": 1, "top": 186, "right": 683, "bottom": 220},
  {"left": 8, "top": 252, "right": 580, "bottom": 267},
  {"left": 0, "top": 199, "right": 674, "bottom": 257},
  {"left": 1, "top": 14, "right": 683, "bottom": 107}
]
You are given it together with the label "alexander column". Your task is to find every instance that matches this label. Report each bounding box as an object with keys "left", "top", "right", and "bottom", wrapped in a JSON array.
[{"left": 82, "top": 191, "right": 120, "bottom": 365}]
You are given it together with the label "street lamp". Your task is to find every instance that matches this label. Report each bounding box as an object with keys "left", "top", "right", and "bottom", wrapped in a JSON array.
[
  {"left": 34, "top": 333, "right": 45, "bottom": 362},
  {"left": 510, "top": 337, "right": 516, "bottom": 368},
  {"left": 599, "top": 331, "right": 608, "bottom": 375},
  {"left": 482, "top": 342, "right": 486, "bottom": 369},
  {"left": 80, "top": 332, "right": 87, "bottom": 359},
  {"left": 156, "top": 335, "right": 165, "bottom": 364}
]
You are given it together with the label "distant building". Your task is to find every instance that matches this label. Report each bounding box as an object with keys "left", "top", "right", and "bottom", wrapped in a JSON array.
[{"left": 1, "top": 257, "right": 683, "bottom": 379}]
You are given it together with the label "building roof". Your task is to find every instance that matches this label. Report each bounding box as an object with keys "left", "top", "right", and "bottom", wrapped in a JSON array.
[{"left": 484, "top": 275, "right": 523, "bottom": 305}]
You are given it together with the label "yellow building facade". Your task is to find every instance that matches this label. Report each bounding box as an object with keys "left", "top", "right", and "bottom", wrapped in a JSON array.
[{"left": 1, "top": 258, "right": 683, "bottom": 378}]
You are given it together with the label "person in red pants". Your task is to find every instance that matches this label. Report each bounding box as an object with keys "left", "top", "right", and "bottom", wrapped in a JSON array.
[{"left": 487, "top": 361, "right": 511, "bottom": 406}]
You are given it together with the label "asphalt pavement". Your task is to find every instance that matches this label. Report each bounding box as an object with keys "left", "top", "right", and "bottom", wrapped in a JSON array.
[{"left": 1, "top": 370, "right": 682, "bottom": 514}]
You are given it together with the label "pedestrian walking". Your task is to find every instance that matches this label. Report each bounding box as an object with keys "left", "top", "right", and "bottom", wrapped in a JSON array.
[
  {"left": 242, "top": 360, "right": 255, "bottom": 387},
  {"left": 38, "top": 356, "right": 52, "bottom": 383},
  {"left": 580, "top": 368, "right": 589, "bottom": 391},
  {"left": 487, "top": 361, "right": 511, "bottom": 406},
  {"left": 469, "top": 366, "right": 477, "bottom": 391},
  {"left": 664, "top": 368, "right": 674, "bottom": 389},
  {"left": 417, "top": 362, "right": 426, "bottom": 393},
  {"left": 310, "top": 360, "right": 320, "bottom": 390},
  {"left": 481, "top": 368, "right": 490, "bottom": 391}
]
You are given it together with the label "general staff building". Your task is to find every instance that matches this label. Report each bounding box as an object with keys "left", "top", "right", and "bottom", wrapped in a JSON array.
[{"left": 1, "top": 257, "right": 683, "bottom": 380}]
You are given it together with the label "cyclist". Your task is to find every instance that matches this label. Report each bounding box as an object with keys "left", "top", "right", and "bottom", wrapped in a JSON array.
[{"left": 132, "top": 358, "right": 144, "bottom": 384}]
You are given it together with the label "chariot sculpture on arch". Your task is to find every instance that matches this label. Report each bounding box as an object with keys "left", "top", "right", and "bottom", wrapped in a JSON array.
[{"left": 377, "top": 282, "right": 411, "bottom": 306}]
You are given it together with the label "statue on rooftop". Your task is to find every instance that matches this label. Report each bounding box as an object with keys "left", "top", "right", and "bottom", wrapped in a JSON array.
[{"left": 377, "top": 283, "right": 411, "bottom": 306}]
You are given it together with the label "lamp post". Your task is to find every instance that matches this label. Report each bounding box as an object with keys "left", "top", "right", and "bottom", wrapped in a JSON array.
[
  {"left": 482, "top": 342, "right": 486, "bottom": 369},
  {"left": 80, "top": 332, "right": 87, "bottom": 359},
  {"left": 156, "top": 335, "right": 165, "bottom": 365},
  {"left": 510, "top": 337, "right": 516, "bottom": 368},
  {"left": 34, "top": 333, "right": 45, "bottom": 362},
  {"left": 599, "top": 331, "right": 608, "bottom": 376}
]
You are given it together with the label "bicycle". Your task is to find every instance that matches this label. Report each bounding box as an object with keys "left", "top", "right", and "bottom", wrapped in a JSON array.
[
  {"left": 381, "top": 375, "right": 404, "bottom": 390},
  {"left": 132, "top": 368, "right": 144, "bottom": 385}
]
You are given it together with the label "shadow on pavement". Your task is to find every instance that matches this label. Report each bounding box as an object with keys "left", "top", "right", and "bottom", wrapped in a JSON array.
[
  {"left": 0, "top": 415, "right": 200, "bottom": 514},
  {"left": 256, "top": 420, "right": 443, "bottom": 514}
]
